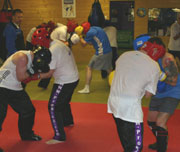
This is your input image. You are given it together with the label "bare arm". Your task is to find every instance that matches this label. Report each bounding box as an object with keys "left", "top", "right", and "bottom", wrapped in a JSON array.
[
  {"left": 39, "top": 69, "right": 55, "bottom": 79},
  {"left": 12, "top": 52, "right": 29, "bottom": 81},
  {"left": 80, "top": 37, "right": 87, "bottom": 47}
]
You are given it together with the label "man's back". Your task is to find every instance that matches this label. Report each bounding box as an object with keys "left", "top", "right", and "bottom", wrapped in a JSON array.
[{"left": 108, "top": 51, "right": 160, "bottom": 123}]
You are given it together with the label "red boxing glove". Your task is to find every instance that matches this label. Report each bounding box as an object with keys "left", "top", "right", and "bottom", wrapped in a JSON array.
[{"left": 22, "top": 74, "right": 40, "bottom": 84}]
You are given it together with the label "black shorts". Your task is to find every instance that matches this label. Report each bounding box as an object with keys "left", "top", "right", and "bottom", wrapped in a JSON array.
[
  {"left": 113, "top": 116, "right": 143, "bottom": 152},
  {"left": 149, "top": 97, "right": 180, "bottom": 114}
]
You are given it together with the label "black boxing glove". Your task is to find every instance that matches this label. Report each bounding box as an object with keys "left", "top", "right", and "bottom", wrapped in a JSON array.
[{"left": 37, "top": 64, "right": 50, "bottom": 73}]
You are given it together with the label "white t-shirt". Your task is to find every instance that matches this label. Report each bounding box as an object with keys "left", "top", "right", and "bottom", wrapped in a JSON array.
[
  {"left": 49, "top": 40, "right": 79, "bottom": 84},
  {"left": 107, "top": 51, "right": 160, "bottom": 123},
  {"left": 103, "top": 26, "right": 117, "bottom": 48},
  {"left": 0, "top": 51, "right": 32, "bottom": 90},
  {"left": 168, "top": 21, "right": 180, "bottom": 51},
  {"left": 50, "top": 25, "right": 67, "bottom": 41}
]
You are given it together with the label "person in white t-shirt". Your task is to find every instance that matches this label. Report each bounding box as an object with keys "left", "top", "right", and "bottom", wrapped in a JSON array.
[
  {"left": 107, "top": 37, "right": 166, "bottom": 152},
  {"left": 32, "top": 26, "right": 80, "bottom": 144}
]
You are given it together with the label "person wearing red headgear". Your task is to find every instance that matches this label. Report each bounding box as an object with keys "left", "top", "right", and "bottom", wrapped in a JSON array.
[
  {"left": 75, "top": 22, "right": 112, "bottom": 94},
  {"left": 134, "top": 35, "right": 180, "bottom": 152},
  {"left": 142, "top": 39, "right": 179, "bottom": 152},
  {"left": 107, "top": 37, "right": 166, "bottom": 152}
]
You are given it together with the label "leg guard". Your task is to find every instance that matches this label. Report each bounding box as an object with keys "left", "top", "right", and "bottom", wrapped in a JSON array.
[
  {"left": 147, "top": 121, "right": 157, "bottom": 137},
  {"left": 156, "top": 126, "right": 168, "bottom": 152},
  {"left": 147, "top": 121, "right": 158, "bottom": 150}
]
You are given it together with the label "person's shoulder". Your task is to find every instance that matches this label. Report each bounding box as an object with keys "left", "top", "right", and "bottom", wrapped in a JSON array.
[
  {"left": 4, "top": 23, "right": 13, "bottom": 30},
  {"left": 12, "top": 51, "right": 29, "bottom": 65}
]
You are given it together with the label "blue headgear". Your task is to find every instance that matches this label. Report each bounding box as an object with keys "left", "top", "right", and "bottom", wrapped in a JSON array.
[{"left": 133, "top": 34, "right": 151, "bottom": 50}]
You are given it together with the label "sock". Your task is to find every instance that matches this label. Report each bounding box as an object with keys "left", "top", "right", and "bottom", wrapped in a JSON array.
[{"left": 84, "top": 84, "right": 89, "bottom": 90}]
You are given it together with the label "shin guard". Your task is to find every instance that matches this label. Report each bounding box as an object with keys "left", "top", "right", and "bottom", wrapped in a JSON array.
[
  {"left": 147, "top": 121, "right": 157, "bottom": 137},
  {"left": 156, "top": 126, "right": 168, "bottom": 152}
]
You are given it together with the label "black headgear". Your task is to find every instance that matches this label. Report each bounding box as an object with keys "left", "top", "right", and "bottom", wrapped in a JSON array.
[{"left": 33, "top": 46, "right": 52, "bottom": 73}]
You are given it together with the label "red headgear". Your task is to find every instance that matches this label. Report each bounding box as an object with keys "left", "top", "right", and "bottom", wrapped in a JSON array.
[
  {"left": 31, "top": 28, "right": 50, "bottom": 48},
  {"left": 40, "top": 23, "right": 48, "bottom": 28},
  {"left": 67, "top": 20, "right": 78, "bottom": 33},
  {"left": 141, "top": 41, "right": 166, "bottom": 61},
  {"left": 81, "top": 22, "right": 91, "bottom": 34},
  {"left": 47, "top": 21, "right": 56, "bottom": 33}
]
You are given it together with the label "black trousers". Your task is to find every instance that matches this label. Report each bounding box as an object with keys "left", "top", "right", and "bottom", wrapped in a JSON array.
[
  {"left": 113, "top": 116, "right": 143, "bottom": 152},
  {"left": 0, "top": 88, "right": 35, "bottom": 139},
  {"left": 48, "top": 80, "right": 79, "bottom": 141}
]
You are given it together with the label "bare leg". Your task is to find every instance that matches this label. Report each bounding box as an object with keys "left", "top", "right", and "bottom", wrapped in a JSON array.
[
  {"left": 85, "top": 66, "right": 92, "bottom": 85},
  {"left": 78, "top": 66, "right": 92, "bottom": 93}
]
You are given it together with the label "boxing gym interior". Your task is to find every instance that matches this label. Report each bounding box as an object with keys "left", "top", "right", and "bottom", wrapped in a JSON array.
[{"left": 0, "top": 0, "right": 180, "bottom": 152}]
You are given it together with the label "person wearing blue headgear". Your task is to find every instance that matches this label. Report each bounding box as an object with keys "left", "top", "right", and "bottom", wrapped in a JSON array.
[
  {"left": 108, "top": 36, "right": 166, "bottom": 152},
  {"left": 134, "top": 34, "right": 180, "bottom": 152}
]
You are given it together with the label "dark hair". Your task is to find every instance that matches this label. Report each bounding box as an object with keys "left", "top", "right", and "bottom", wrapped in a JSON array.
[
  {"left": 12, "top": 9, "right": 23, "bottom": 16},
  {"left": 148, "top": 37, "right": 166, "bottom": 48}
]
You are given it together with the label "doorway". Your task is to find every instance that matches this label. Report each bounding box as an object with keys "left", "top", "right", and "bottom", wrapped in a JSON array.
[{"left": 110, "top": 1, "right": 134, "bottom": 49}]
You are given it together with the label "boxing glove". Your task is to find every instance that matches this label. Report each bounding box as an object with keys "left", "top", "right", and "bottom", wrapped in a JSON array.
[{"left": 22, "top": 73, "right": 40, "bottom": 84}]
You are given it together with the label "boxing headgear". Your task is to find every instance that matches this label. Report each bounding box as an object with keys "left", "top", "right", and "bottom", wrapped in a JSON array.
[
  {"left": 31, "top": 28, "right": 50, "bottom": 48},
  {"left": 33, "top": 46, "right": 52, "bottom": 73},
  {"left": 133, "top": 34, "right": 151, "bottom": 50},
  {"left": 67, "top": 20, "right": 78, "bottom": 33},
  {"left": 68, "top": 33, "right": 80, "bottom": 48},
  {"left": 75, "top": 26, "right": 83, "bottom": 36},
  {"left": 39, "top": 23, "right": 48, "bottom": 28},
  {"left": 141, "top": 41, "right": 166, "bottom": 61},
  {"left": 70, "top": 33, "right": 80, "bottom": 45},
  {"left": 81, "top": 22, "right": 91, "bottom": 34},
  {"left": 47, "top": 20, "right": 56, "bottom": 33}
]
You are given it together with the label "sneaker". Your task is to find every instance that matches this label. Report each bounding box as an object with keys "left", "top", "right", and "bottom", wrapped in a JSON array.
[
  {"left": 22, "top": 134, "right": 42, "bottom": 141},
  {"left": 78, "top": 88, "right": 90, "bottom": 94},
  {"left": 0, "top": 147, "right": 4, "bottom": 152},
  {"left": 148, "top": 142, "right": 157, "bottom": 150}
]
